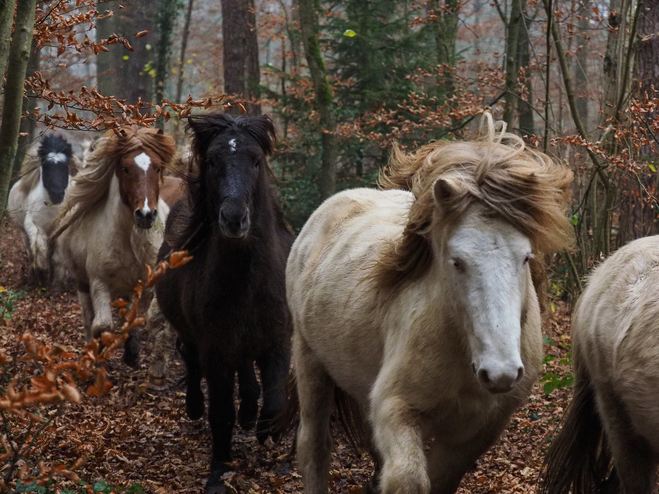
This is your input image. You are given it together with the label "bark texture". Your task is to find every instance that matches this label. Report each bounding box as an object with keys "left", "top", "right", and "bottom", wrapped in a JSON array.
[
  {"left": 221, "top": 0, "right": 261, "bottom": 115},
  {"left": 0, "top": 0, "right": 16, "bottom": 83},
  {"left": 297, "top": 0, "right": 338, "bottom": 200},
  {"left": 0, "top": 0, "right": 37, "bottom": 233}
]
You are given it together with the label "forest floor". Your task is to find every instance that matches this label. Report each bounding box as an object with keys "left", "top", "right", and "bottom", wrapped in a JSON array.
[{"left": 0, "top": 218, "right": 575, "bottom": 494}]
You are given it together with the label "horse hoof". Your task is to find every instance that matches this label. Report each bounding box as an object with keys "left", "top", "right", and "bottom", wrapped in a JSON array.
[
  {"left": 147, "top": 376, "right": 168, "bottom": 391},
  {"left": 186, "top": 394, "right": 205, "bottom": 420},
  {"left": 205, "top": 482, "right": 228, "bottom": 494},
  {"left": 206, "top": 462, "right": 232, "bottom": 494},
  {"left": 122, "top": 347, "right": 140, "bottom": 368},
  {"left": 238, "top": 403, "right": 258, "bottom": 431}
]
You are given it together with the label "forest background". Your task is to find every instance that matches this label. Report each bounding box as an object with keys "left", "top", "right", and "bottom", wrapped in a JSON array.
[{"left": 0, "top": 0, "right": 657, "bottom": 491}]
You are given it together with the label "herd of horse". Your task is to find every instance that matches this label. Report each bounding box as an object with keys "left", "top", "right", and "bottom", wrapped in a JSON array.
[{"left": 5, "top": 112, "right": 659, "bottom": 493}]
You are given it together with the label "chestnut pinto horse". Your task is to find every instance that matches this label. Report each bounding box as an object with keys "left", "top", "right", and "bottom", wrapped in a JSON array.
[
  {"left": 51, "top": 127, "right": 175, "bottom": 366},
  {"left": 541, "top": 234, "right": 659, "bottom": 494},
  {"left": 155, "top": 113, "right": 293, "bottom": 493},
  {"left": 7, "top": 134, "right": 77, "bottom": 286},
  {"left": 286, "top": 115, "right": 574, "bottom": 494}
]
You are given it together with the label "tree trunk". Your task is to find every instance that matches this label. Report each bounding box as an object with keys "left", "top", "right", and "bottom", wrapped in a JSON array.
[
  {"left": 517, "top": 1, "right": 534, "bottom": 136},
  {"left": 154, "top": 0, "right": 180, "bottom": 129},
  {"left": 575, "top": 5, "right": 589, "bottom": 133},
  {"left": 96, "top": 1, "right": 156, "bottom": 105},
  {"left": 173, "top": 0, "right": 194, "bottom": 144},
  {"left": 432, "top": 0, "right": 459, "bottom": 106},
  {"left": 0, "top": 0, "right": 16, "bottom": 84},
  {"left": 12, "top": 40, "right": 40, "bottom": 181},
  {"left": 297, "top": 0, "right": 338, "bottom": 200},
  {"left": 0, "top": 0, "right": 37, "bottom": 233},
  {"left": 95, "top": 0, "right": 121, "bottom": 97},
  {"left": 503, "top": 0, "right": 523, "bottom": 128},
  {"left": 221, "top": 0, "right": 261, "bottom": 115}
]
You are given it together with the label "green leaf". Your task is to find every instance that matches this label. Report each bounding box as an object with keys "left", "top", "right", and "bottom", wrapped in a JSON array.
[
  {"left": 125, "top": 484, "right": 146, "bottom": 493},
  {"left": 543, "top": 336, "right": 555, "bottom": 346},
  {"left": 543, "top": 382, "right": 555, "bottom": 394},
  {"left": 343, "top": 29, "right": 357, "bottom": 37},
  {"left": 571, "top": 213, "right": 579, "bottom": 226},
  {"left": 649, "top": 163, "right": 657, "bottom": 173}
]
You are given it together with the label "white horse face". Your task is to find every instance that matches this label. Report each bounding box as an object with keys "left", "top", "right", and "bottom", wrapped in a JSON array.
[{"left": 442, "top": 208, "right": 532, "bottom": 394}]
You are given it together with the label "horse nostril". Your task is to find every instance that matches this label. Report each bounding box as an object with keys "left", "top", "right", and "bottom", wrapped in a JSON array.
[
  {"left": 152, "top": 209, "right": 157, "bottom": 219},
  {"left": 477, "top": 368, "right": 491, "bottom": 385},
  {"left": 135, "top": 209, "right": 144, "bottom": 219},
  {"left": 220, "top": 210, "right": 229, "bottom": 225},
  {"left": 516, "top": 366, "right": 524, "bottom": 383}
]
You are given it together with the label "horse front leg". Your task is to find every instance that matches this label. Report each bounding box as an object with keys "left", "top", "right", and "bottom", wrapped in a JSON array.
[
  {"left": 255, "top": 347, "right": 290, "bottom": 443},
  {"left": 370, "top": 390, "right": 430, "bottom": 494},
  {"left": 237, "top": 360, "right": 260, "bottom": 431},
  {"left": 76, "top": 284, "right": 94, "bottom": 340},
  {"left": 145, "top": 297, "right": 174, "bottom": 389},
  {"left": 178, "top": 339, "right": 205, "bottom": 420},
  {"left": 294, "top": 332, "right": 335, "bottom": 494},
  {"left": 206, "top": 364, "right": 236, "bottom": 494},
  {"left": 89, "top": 279, "right": 114, "bottom": 339}
]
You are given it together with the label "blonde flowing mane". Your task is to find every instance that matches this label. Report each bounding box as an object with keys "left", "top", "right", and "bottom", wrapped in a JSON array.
[
  {"left": 375, "top": 114, "right": 574, "bottom": 301},
  {"left": 51, "top": 126, "right": 176, "bottom": 241},
  {"left": 17, "top": 153, "right": 42, "bottom": 194}
]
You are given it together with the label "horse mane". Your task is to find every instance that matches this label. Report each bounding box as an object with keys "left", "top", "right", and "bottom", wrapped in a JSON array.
[
  {"left": 51, "top": 126, "right": 175, "bottom": 242},
  {"left": 171, "top": 113, "right": 279, "bottom": 249},
  {"left": 374, "top": 113, "right": 574, "bottom": 304},
  {"left": 18, "top": 134, "right": 75, "bottom": 194}
]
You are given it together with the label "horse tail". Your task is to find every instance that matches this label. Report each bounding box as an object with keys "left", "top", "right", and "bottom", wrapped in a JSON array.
[
  {"left": 271, "top": 371, "right": 300, "bottom": 444},
  {"left": 539, "top": 370, "right": 612, "bottom": 494}
]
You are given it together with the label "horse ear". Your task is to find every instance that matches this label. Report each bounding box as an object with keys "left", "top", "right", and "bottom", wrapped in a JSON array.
[
  {"left": 241, "top": 114, "right": 277, "bottom": 156},
  {"left": 433, "top": 178, "right": 460, "bottom": 206}
]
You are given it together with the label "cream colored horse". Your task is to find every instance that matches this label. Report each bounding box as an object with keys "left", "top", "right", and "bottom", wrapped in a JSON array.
[
  {"left": 286, "top": 115, "right": 573, "bottom": 494},
  {"left": 51, "top": 127, "right": 175, "bottom": 367},
  {"left": 541, "top": 234, "right": 659, "bottom": 494}
]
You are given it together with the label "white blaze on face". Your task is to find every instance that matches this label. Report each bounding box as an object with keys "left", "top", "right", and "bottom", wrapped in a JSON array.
[
  {"left": 229, "top": 138, "right": 237, "bottom": 153},
  {"left": 446, "top": 212, "right": 531, "bottom": 393},
  {"left": 141, "top": 198, "right": 152, "bottom": 216},
  {"left": 47, "top": 152, "right": 67, "bottom": 163},
  {"left": 134, "top": 152, "right": 151, "bottom": 173}
]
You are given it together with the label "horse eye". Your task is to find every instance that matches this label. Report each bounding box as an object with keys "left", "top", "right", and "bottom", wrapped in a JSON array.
[
  {"left": 523, "top": 254, "right": 532, "bottom": 264},
  {"left": 253, "top": 160, "right": 260, "bottom": 168},
  {"left": 451, "top": 258, "right": 465, "bottom": 272},
  {"left": 122, "top": 167, "right": 129, "bottom": 174}
]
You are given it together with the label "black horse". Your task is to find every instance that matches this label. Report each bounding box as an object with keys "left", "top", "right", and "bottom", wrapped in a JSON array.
[{"left": 155, "top": 113, "right": 294, "bottom": 493}]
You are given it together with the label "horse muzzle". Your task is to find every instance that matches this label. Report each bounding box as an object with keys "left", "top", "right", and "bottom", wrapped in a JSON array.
[
  {"left": 134, "top": 208, "right": 158, "bottom": 229},
  {"left": 219, "top": 205, "right": 250, "bottom": 239},
  {"left": 473, "top": 361, "right": 524, "bottom": 394}
]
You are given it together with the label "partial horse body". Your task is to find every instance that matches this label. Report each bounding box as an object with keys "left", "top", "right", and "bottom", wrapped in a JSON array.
[
  {"left": 51, "top": 127, "right": 175, "bottom": 366},
  {"left": 155, "top": 113, "right": 293, "bottom": 493},
  {"left": 286, "top": 116, "right": 573, "bottom": 494},
  {"left": 7, "top": 134, "right": 76, "bottom": 286},
  {"left": 541, "top": 234, "right": 659, "bottom": 494}
]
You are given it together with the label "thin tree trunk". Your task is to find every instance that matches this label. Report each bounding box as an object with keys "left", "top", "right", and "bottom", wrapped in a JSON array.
[
  {"left": 517, "top": 0, "right": 534, "bottom": 135},
  {"left": 0, "top": 0, "right": 37, "bottom": 233},
  {"left": 12, "top": 40, "right": 40, "bottom": 181},
  {"left": 504, "top": 0, "right": 523, "bottom": 128},
  {"left": 154, "top": 0, "right": 180, "bottom": 129},
  {"left": 432, "top": 0, "right": 459, "bottom": 106},
  {"left": 0, "top": 0, "right": 16, "bottom": 84},
  {"left": 297, "top": 0, "right": 338, "bottom": 200},
  {"left": 575, "top": 5, "right": 589, "bottom": 133},
  {"left": 173, "top": 0, "right": 194, "bottom": 144},
  {"left": 95, "top": 0, "right": 121, "bottom": 97}
]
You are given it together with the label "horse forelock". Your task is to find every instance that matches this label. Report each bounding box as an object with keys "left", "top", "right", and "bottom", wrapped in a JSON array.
[{"left": 374, "top": 118, "right": 574, "bottom": 300}]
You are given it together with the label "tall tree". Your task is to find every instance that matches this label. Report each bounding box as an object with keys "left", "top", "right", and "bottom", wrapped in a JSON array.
[
  {"left": 432, "top": 0, "right": 459, "bottom": 106},
  {"left": 297, "top": 0, "right": 338, "bottom": 200},
  {"left": 574, "top": 3, "right": 589, "bottom": 134},
  {"left": 221, "top": 0, "right": 261, "bottom": 115},
  {"left": 0, "top": 0, "right": 16, "bottom": 82},
  {"left": 12, "top": 41, "right": 41, "bottom": 180},
  {"left": 173, "top": 0, "right": 194, "bottom": 143},
  {"left": 516, "top": 1, "right": 534, "bottom": 136},
  {"left": 154, "top": 0, "right": 180, "bottom": 128},
  {"left": 503, "top": 0, "right": 523, "bottom": 127},
  {"left": 96, "top": 1, "right": 156, "bottom": 105},
  {"left": 0, "top": 0, "right": 37, "bottom": 231}
]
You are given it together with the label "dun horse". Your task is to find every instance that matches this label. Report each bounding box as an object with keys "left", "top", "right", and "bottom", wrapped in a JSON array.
[
  {"left": 155, "top": 113, "right": 293, "bottom": 493},
  {"left": 51, "top": 127, "right": 175, "bottom": 366},
  {"left": 286, "top": 115, "right": 573, "bottom": 494},
  {"left": 7, "top": 134, "right": 77, "bottom": 286},
  {"left": 541, "top": 234, "right": 659, "bottom": 494}
]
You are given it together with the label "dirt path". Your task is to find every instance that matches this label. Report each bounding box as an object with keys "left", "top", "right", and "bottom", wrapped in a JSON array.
[{"left": 0, "top": 219, "right": 574, "bottom": 493}]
